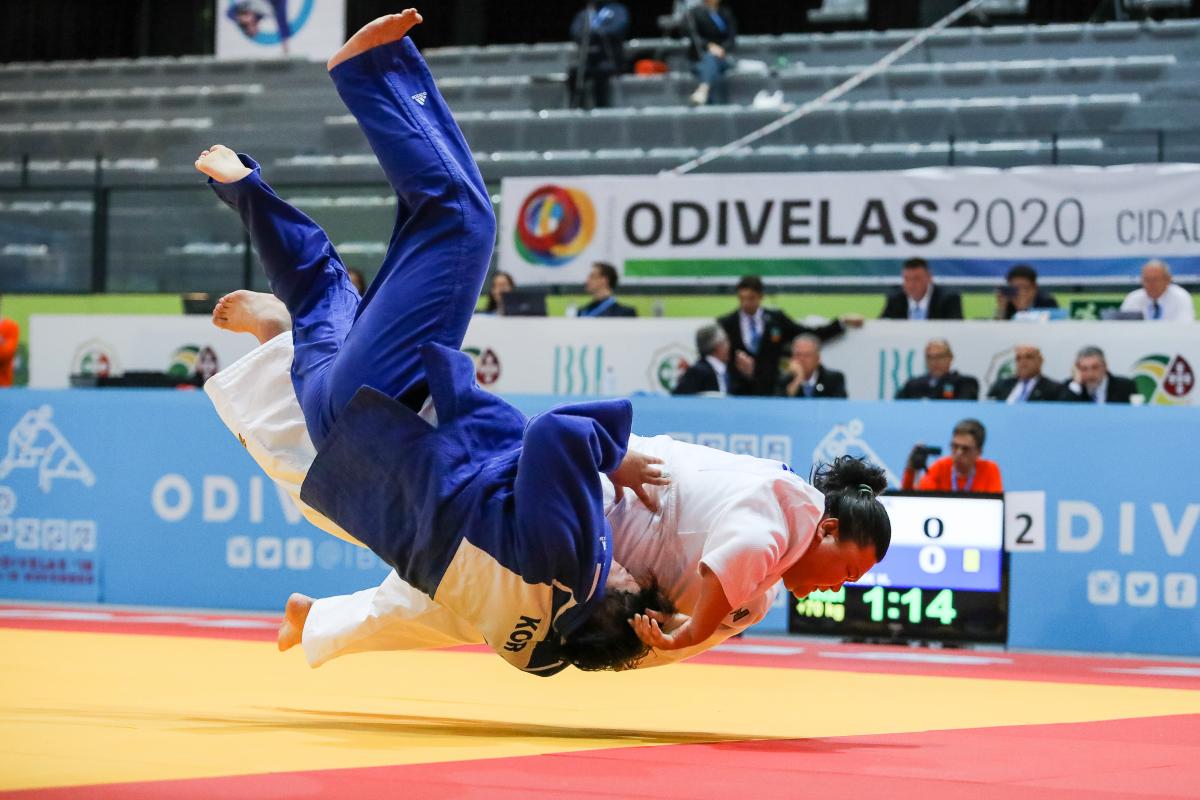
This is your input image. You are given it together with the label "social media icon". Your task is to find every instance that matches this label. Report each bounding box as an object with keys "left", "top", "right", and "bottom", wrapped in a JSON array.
[
  {"left": 1125, "top": 571, "right": 1158, "bottom": 608},
  {"left": 1164, "top": 573, "right": 1198, "bottom": 609},
  {"left": 1087, "top": 570, "right": 1120, "bottom": 606}
]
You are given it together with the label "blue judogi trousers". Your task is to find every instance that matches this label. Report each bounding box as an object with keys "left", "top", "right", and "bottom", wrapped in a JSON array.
[
  {"left": 210, "top": 37, "right": 630, "bottom": 675},
  {"left": 209, "top": 37, "right": 495, "bottom": 449}
]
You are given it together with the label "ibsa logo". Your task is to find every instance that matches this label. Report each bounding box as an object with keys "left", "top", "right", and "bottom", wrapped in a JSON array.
[
  {"left": 0, "top": 405, "right": 95, "bottom": 492},
  {"left": 72, "top": 339, "right": 117, "bottom": 378},
  {"left": 463, "top": 346, "right": 502, "bottom": 386},
  {"left": 514, "top": 184, "right": 596, "bottom": 267},
  {"left": 226, "top": 0, "right": 315, "bottom": 45},
  {"left": 168, "top": 345, "right": 220, "bottom": 383},
  {"left": 812, "top": 419, "right": 900, "bottom": 488},
  {"left": 1133, "top": 353, "right": 1195, "bottom": 405}
]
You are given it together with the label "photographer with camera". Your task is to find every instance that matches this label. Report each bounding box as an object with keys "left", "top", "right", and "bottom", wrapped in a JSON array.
[{"left": 901, "top": 418, "right": 1003, "bottom": 493}]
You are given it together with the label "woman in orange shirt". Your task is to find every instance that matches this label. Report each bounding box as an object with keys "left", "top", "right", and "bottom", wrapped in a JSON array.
[
  {"left": 901, "top": 418, "right": 1003, "bottom": 493},
  {"left": 0, "top": 317, "right": 18, "bottom": 388}
]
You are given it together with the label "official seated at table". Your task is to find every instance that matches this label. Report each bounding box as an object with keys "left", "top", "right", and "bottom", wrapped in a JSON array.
[{"left": 896, "top": 338, "right": 979, "bottom": 401}]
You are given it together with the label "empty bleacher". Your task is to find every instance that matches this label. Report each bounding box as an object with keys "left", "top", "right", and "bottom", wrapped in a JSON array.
[{"left": 2, "top": 18, "right": 1199, "bottom": 292}]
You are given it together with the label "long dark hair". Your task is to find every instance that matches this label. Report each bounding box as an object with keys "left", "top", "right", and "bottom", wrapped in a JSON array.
[
  {"left": 811, "top": 456, "right": 891, "bottom": 559},
  {"left": 555, "top": 578, "right": 675, "bottom": 672},
  {"left": 484, "top": 270, "right": 515, "bottom": 313}
]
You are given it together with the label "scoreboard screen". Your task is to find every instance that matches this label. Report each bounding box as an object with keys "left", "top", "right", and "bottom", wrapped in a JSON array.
[{"left": 788, "top": 492, "right": 1008, "bottom": 644}]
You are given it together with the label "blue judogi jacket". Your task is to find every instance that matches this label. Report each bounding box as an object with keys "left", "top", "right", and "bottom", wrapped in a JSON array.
[{"left": 300, "top": 343, "right": 631, "bottom": 676}]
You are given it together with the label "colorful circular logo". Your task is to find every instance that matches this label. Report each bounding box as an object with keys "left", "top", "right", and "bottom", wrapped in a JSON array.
[
  {"left": 227, "top": 0, "right": 314, "bottom": 45},
  {"left": 1133, "top": 354, "right": 1195, "bottom": 405},
  {"left": 514, "top": 185, "right": 596, "bottom": 267}
]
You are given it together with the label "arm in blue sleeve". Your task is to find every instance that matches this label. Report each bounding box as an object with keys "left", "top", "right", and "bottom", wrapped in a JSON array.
[
  {"left": 512, "top": 399, "right": 632, "bottom": 597},
  {"left": 208, "top": 154, "right": 348, "bottom": 316}
]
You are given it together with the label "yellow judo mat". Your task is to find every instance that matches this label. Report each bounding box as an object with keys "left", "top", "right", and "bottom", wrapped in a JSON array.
[{"left": 2, "top": 610, "right": 1199, "bottom": 798}]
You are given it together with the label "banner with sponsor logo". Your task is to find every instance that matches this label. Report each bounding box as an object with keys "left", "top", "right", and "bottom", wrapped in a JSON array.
[
  {"left": 463, "top": 318, "right": 1199, "bottom": 405},
  {"left": 0, "top": 391, "right": 390, "bottom": 609},
  {"left": 29, "top": 316, "right": 257, "bottom": 389},
  {"left": 31, "top": 316, "right": 1199, "bottom": 406},
  {"left": 2, "top": 390, "right": 1195, "bottom": 654},
  {"left": 216, "top": 0, "right": 344, "bottom": 61},
  {"left": 499, "top": 165, "right": 1200, "bottom": 287}
]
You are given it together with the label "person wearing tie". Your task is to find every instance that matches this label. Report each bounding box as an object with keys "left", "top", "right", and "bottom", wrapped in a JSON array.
[
  {"left": 1064, "top": 345, "right": 1138, "bottom": 404},
  {"left": 686, "top": 0, "right": 737, "bottom": 105},
  {"left": 986, "top": 344, "right": 1068, "bottom": 403},
  {"left": 1119, "top": 260, "right": 1195, "bottom": 322},
  {"left": 717, "top": 275, "right": 861, "bottom": 396},
  {"left": 901, "top": 419, "right": 1003, "bottom": 493},
  {"left": 778, "top": 335, "right": 847, "bottom": 399},
  {"left": 880, "top": 258, "right": 963, "bottom": 320},
  {"left": 672, "top": 324, "right": 730, "bottom": 395}
]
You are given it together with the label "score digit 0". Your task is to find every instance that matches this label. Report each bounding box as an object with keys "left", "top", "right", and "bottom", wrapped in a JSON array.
[{"left": 920, "top": 516, "right": 946, "bottom": 574}]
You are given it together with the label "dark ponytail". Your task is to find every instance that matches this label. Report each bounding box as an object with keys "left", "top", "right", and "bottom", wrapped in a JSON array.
[
  {"left": 554, "top": 579, "right": 675, "bottom": 672},
  {"left": 812, "top": 456, "right": 891, "bottom": 559}
]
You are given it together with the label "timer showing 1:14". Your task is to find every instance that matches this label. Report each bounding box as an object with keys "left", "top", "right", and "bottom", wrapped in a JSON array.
[{"left": 862, "top": 586, "right": 958, "bottom": 625}]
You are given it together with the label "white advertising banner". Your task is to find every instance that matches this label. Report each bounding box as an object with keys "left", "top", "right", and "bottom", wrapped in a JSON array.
[
  {"left": 30, "top": 316, "right": 257, "bottom": 389},
  {"left": 215, "top": 0, "right": 345, "bottom": 61},
  {"left": 462, "top": 318, "right": 1199, "bottom": 406},
  {"left": 499, "top": 165, "right": 1200, "bottom": 287},
  {"left": 30, "top": 316, "right": 1197, "bottom": 406}
]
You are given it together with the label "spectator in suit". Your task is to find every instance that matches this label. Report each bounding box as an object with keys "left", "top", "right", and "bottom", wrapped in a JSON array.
[
  {"left": 718, "top": 275, "right": 862, "bottom": 396},
  {"left": 778, "top": 334, "right": 847, "bottom": 399},
  {"left": 896, "top": 338, "right": 979, "bottom": 400},
  {"left": 578, "top": 262, "right": 638, "bottom": 318},
  {"left": 480, "top": 270, "right": 515, "bottom": 315},
  {"left": 672, "top": 323, "right": 729, "bottom": 396},
  {"left": 996, "top": 264, "right": 1059, "bottom": 320},
  {"left": 567, "top": 1, "right": 630, "bottom": 110},
  {"left": 880, "top": 258, "right": 963, "bottom": 320},
  {"left": 0, "top": 313, "right": 17, "bottom": 388},
  {"left": 987, "top": 344, "right": 1068, "bottom": 403},
  {"left": 1120, "top": 259, "right": 1195, "bottom": 322},
  {"left": 1063, "top": 345, "right": 1137, "bottom": 404},
  {"left": 687, "top": 0, "right": 737, "bottom": 106},
  {"left": 902, "top": 418, "right": 1003, "bottom": 493}
]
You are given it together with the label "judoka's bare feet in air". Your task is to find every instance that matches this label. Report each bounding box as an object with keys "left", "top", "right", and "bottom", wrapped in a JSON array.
[
  {"left": 327, "top": 8, "right": 423, "bottom": 71},
  {"left": 212, "top": 290, "right": 290, "bottom": 345},
  {"left": 278, "top": 592, "right": 314, "bottom": 652},
  {"left": 194, "top": 144, "right": 251, "bottom": 183}
]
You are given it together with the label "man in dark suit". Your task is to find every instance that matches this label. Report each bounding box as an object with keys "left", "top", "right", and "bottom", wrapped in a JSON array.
[
  {"left": 897, "top": 338, "right": 979, "bottom": 400},
  {"left": 672, "top": 323, "right": 729, "bottom": 396},
  {"left": 987, "top": 344, "right": 1068, "bottom": 403},
  {"left": 1063, "top": 345, "right": 1138, "bottom": 404},
  {"left": 778, "top": 334, "right": 848, "bottom": 399},
  {"left": 880, "top": 258, "right": 963, "bottom": 320},
  {"left": 718, "top": 275, "right": 862, "bottom": 397},
  {"left": 577, "top": 262, "right": 637, "bottom": 318}
]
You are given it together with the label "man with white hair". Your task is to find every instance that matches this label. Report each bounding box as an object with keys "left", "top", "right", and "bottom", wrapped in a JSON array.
[
  {"left": 1120, "top": 260, "right": 1195, "bottom": 321},
  {"left": 672, "top": 323, "right": 729, "bottom": 395}
]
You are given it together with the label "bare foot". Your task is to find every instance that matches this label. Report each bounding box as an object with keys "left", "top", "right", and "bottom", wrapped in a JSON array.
[
  {"left": 327, "top": 9, "right": 423, "bottom": 71},
  {"left": 212, "top": 290, "right": 290, "bottom": 345},
  {"left": 194, "top": 144, "right": 251, "bottom": 183},
  {"left": 278, "top": 592, "right": 314, "bottom": 652}
]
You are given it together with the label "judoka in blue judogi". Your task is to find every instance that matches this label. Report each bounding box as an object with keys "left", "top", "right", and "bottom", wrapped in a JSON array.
[{"left": 200, "top": 14, "right": 671, "bottom": 676}]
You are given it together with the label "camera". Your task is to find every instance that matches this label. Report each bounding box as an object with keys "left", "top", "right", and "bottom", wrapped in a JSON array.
[{"left": 908, "top": 444, "right": 943, "bottom": 472}]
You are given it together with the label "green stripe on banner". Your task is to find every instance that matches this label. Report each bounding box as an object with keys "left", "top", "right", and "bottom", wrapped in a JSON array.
[{"left": 624, "top": 259, "right": 897, "bottom": 278}]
